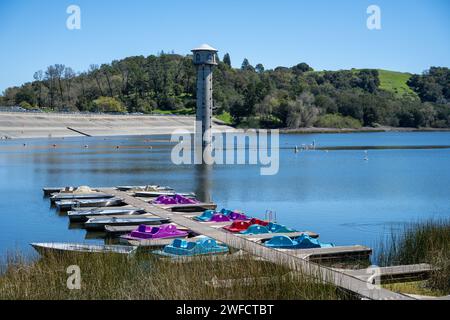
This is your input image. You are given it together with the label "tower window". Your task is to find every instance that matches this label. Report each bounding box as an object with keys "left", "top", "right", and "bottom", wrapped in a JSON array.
[{"left": 196, "top": 54, "right": 201, "bottom": 63}]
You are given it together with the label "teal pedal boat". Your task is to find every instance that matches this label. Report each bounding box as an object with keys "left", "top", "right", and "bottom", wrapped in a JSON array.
[
  {"left": 266, "top": 222, "right": 297, "bottom": 233},
  {"left": 239, "top": 224, "right": 270, "bottom": 235},
  {"left": 265, "top": 234, "right": 334, "bottom": 249},
  {"left": 153, "top": 237, "right": 229, "bottom": 257}
]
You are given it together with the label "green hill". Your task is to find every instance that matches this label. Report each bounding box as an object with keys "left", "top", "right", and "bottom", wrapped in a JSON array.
[{"left": 377, "top": 69, "right": 418, "bottom": 99}]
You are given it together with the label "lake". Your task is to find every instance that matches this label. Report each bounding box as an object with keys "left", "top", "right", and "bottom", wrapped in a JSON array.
[{"left": 0, "top": 131, "right": 449, "bottom": 260}]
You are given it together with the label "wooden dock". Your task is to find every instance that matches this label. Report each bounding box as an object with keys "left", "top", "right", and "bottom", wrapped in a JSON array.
[
  {"left": 100, "top": 188, "right": 413, "bottom": 300},
  {"left": 205, "top": 264, "right": 437, "bottom": 289},
  {"left": 276, "top": 245, "right": 372, "bottom": 262},
  {"left": 337, "top": 263, "right": 434, "bottom": 284}
]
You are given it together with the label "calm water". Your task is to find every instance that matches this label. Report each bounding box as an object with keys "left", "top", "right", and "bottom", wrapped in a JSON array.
[{"left": 0, "top": 132, "right": 449, "bottom": 259}]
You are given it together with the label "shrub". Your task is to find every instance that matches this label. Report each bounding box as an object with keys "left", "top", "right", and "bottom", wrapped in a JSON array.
[
  {"left": 314, "top": 113, "right": 362, "bottom": 129},
  {"left": 18, "top": 101, "right": 34, "bottom": 110},
  {"left": 92, "top": 97, "right": 126, "bottom": 113}
]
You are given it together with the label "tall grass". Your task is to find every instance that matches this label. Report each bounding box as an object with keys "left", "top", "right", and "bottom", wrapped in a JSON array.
[
  {"left": 0, "top": 251, "right": 350, "bottom": 300},
  {"left": 377, "top": 218, "right": 450, "bottom": 294}
]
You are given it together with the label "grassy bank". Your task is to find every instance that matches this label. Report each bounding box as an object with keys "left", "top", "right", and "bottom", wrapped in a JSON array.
[
  {"left": 377, "top": 218, "right": 450, "bottom": 295},
  {"left": 0, "top": 252, "right": 349, "bottom": 300}
]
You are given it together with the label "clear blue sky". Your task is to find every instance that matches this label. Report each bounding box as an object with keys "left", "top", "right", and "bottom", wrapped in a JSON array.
[{"left": 1, "top": 0, "right": 449, "bottom": 93}]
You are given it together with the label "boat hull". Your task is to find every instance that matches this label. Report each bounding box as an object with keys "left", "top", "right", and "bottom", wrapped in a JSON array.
[
  {"left": 84, "top": 217, "right": 171, "bottom": 231},
  {"left": 43, "top": 187, "right": 65, "bottom": 196},
  {"left": 55, "top": 198, "right": 125, "bottom": 211},
  {"left": 31, "top": 242, "right": 137, "bottom": 256},
  {"left": 68, "top": 208, "right": 146, "bottom": 222},
  {"left": 50, "top": 193, "right": 114, "bottom": 203}
]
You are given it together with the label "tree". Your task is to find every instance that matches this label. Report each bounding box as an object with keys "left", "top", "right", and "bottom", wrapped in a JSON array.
[
  {"left": 223, "top": 53, "right": 231, "bottom": 67},
  {"left": 89, "top": 64, "right": 104, "bottom": 96},
  {"left": 101, "top": 64, "right": 114, "bottom": 97},
  {"left": 15, "top": 85, "right": 36, "bottom": 106},
  {"left": 63, "top": 67, "right": 76, "bottom": 105},
  {"left": 44, "top": 65, "right": 58, "bottom": 109},
  {"left": 33, "top": 70, "right": 43, "bottom": 108},
  {"left": 284, "top": 92, "right": 319, "bottom": 128},
  {"left": 407, "top": 67, "right": 450, "bottom": 103},
  {"left": 292, "top": 62, "right": 313, "bottom": 75},
  {"left": 255, "top": 63, "right": 265, "bottom": 73},
  {"left": 54, "top": 64, "right": 66, "bottom": 104},
  {"left": 241, "top": 58, "right": 254, "bottom": 72}
]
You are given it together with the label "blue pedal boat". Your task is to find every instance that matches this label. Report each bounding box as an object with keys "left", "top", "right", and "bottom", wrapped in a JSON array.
[
  {"left": 220, "top": 208, "right": 234, "bottom": 216},
  {"left": 193, "top": 210, "right": 216, "bottom": 222},
  {"left": 153, "top": 237, "right": 229, "bottom": 257},
  {"left": 266, "top": 222, "right": 297, "bottom": 233},
  {"left": 239, "top": 224, "right": 270, "bottom": 235},
  {"left": 265, "top": 234, "right": 334, "bottom": 249},
  {"left": 194, "top": 208, "right": 237, "bottom": 222}
]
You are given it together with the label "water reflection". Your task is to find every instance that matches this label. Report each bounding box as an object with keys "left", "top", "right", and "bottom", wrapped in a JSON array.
[{"left": 194, "top": 164, "right": 212, "bottom": 203}]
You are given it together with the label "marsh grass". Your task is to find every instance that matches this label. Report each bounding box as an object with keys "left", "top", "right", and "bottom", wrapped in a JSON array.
[
  {"left": 383, "top": 281, "right": 445, "bottom": 297},
  {"left": 0, "top": 251, "right": 350, "bottom": 300},
  {"left": 377, "top": 218, "right": 450, "bottom": 294}
]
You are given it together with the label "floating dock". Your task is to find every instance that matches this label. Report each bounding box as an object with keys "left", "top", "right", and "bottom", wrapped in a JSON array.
[
  {"left": 41, "top": 185, "right": 432, "bottom": 300},
  {"left": 96, "top": 187, "right": 413, "bottom": 300},
  {"left": 337, "top": 263, "right": 434, "bottom": 284}
]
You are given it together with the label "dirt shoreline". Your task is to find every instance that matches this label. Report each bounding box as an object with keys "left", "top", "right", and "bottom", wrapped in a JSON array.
[
  {"left": 1, "top": 112, "right": 449, "bottom": 140},
  {"left": 0, "top": 112, "right": 229, "bottom": 139}
]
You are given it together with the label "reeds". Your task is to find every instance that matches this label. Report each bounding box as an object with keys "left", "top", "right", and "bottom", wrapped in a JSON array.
[
  {"left": 0, "top": 251, "right": 349, "bottom": 300},
  {"left": 377, "top": 218, "right": 450, "bottom": 294}
]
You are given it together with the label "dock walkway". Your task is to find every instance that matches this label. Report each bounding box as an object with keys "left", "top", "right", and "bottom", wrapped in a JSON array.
[
  {"left": 102, "top": 188, "right": 413, "bottom": 300},
  {"left": 337, "top": 263, "right": 434, "bottom": 284}
]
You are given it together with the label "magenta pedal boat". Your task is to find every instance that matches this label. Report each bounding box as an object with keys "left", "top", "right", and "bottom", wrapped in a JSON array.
[
  {"left": 121, "top": 224, "right": 189, "bottom": 240},
  {"left": 153, "top": 194, "right": 199, "bottom": 205}
]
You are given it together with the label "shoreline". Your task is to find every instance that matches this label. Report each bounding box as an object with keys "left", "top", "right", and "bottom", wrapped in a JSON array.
[
  {"left": 1, "top": 112, "right": 449, "bottom": 140},
  {"left": 0, "top": 112, "right": 230, "bottom": 140},
  {"left": 279, "top": 126, "right": 450, "bottom": 134}
]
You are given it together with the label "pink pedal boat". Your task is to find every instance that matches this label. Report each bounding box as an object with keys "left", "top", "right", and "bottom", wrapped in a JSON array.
[{"left": 121, "top": 224, "right": 189, "bottom": 241}]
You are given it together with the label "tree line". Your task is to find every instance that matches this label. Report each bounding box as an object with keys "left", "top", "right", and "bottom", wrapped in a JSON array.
[{"left": 1, "top": 52, "right": 449, "bottom": 128}]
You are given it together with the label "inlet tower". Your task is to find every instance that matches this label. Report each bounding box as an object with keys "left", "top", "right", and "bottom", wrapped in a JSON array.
[{"left": 191, "top": 44, "right": 218, "bottom": 163}]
